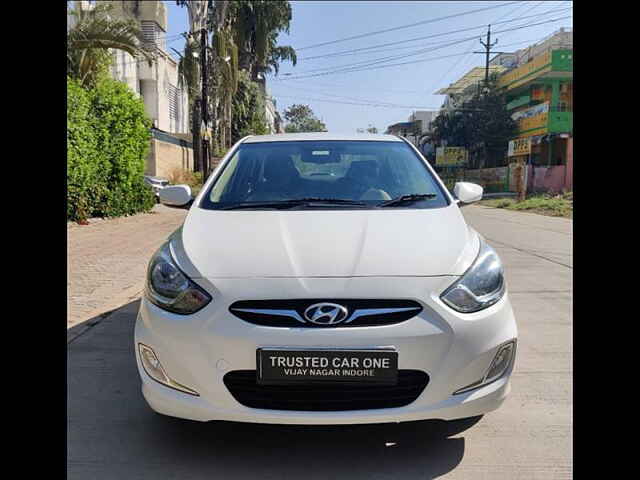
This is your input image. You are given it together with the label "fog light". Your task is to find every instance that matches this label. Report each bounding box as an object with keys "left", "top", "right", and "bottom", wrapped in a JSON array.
[
  {"left": 453, "top": 340, "right": 516, "bottom": 395},
  {"left": 485, "top": 341, "right": 516, "bottom": 384},
  {"left": 138, "top": 343, "right": 199, "bottom": 396}
]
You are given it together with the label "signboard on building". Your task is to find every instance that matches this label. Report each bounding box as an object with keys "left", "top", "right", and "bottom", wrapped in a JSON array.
[
  {"left": 436, "top": 147, "right": 468, "bottom": 165},
  {"left": 511, "top": 102, "right": 549, "bottom": 122},
  {"left": 508, "top": 137, "right": 531, "bottom": 157}
]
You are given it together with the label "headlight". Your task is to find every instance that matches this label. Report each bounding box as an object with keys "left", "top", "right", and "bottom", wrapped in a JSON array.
[
  {"left": 145, "top": 241, "right": 211, "bottom": 314},
  {"left": 441, "top": 239, "right": 505, "bottom": 313}
]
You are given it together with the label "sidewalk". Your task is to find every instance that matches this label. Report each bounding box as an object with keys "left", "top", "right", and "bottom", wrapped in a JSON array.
[{"left": 67, "top": 204, "right": 187, "bottom": 330}]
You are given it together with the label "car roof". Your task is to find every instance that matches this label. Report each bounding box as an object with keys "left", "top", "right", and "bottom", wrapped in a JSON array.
[{"left": 241, "top": 132, "right": 403, "bottom": 143}]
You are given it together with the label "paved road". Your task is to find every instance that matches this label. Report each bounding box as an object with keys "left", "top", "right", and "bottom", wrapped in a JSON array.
[
  {"left": 67, "top": 205, "right": 572, "bottom": 479},
  {"left": 67, "top": 204, "right": 188, "bottom": 331}
]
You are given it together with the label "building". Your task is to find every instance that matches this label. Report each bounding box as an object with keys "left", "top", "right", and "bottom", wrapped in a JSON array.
[
  {"left": 265, "top": 95, "right": 285, "bottom": 134},
  {"left": 385, "top": 110, "right": 437, "bottom": 148},
  {"left": 497, "top": 31, "right": 573, "bottom": 192},
  {"left": 491, "top": 27, "right": 572, "bottom": 69},
  {"left": 68, "top": 1, "right": 192, "bottom": 178},
  {"left": 106, "top": 1, "right": 189, "bottom": 135},
  {"left": 435, "top": 65, "right": 507, "bottom": 114}
]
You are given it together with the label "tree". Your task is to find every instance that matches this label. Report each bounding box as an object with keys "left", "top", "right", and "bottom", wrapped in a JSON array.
[
  {"left": 431, "top": 74, "right": 517, "bottom": 167},
  {"left": 67, "top": 2, "right": 154, "bottom": 88},
  {"left": 231, "top": 70, "right": 269, "bottom": 143},
  {"left": 176, "top": 0, "right": 211, "bottom": 173},
  {"left": 367, "top": 125, "right": 379, "bottom": 134},
  {"left": 229, "top": 0, "right": 297, "bottom": 81},
  {"left": 283, "top": 104, "right": 327, "bottom": 133},
  {"left": 177, "top": 0, "right": 298, "bottom": 154}
]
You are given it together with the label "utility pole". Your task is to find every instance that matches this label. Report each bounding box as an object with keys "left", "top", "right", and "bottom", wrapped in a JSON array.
[
  {"left": 200, "top": 27, "right": 209, "bottom": 178},
  {"left": 474, "top": 25, "right": 507, "bottom": 87}
]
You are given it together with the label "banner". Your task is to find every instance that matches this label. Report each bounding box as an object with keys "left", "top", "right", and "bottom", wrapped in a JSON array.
[
  {"left": 508, "top": 137, "right": 531, "bottom": 157},
  {"left": 436, "top": 147, "right": 468, "bottom": 166},
  {"left": 511, "top": 102, "right": 549, "bottom": 121}
]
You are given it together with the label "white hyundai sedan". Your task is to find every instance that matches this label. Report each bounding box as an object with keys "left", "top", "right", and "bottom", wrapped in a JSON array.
[{"left": 135, "top": 133, "right": 517, "bottom": 425}]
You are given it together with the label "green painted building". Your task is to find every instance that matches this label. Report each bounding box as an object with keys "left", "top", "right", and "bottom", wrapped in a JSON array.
[{"left": 498, "top": 48, "right": 573, "bottom": 168}]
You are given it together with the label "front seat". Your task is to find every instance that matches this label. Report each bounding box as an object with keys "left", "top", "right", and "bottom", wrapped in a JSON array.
[
  {"left": 341, "top": 161, "right": 391, "bottom": 200},
  {"left": 248, "top": 153, "right": 302, "bottom": 201}
]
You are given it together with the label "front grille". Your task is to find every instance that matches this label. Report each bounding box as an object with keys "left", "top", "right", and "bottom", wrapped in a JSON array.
[
  {"left": 223, "top": 370, "right": 429, "bottom": 411},
  {"left": 229, "top": 299, "right": 423, "bottom": 328}
]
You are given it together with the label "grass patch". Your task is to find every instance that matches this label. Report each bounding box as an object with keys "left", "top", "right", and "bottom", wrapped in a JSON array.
[{"left": 479, "top": 192, "right": 572, "bottom": 218}]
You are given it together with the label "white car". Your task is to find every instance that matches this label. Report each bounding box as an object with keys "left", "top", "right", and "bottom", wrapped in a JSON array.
[
  {"left": 143, "top": 175, "right": 170, "bottom": 200},
  {"left": 136, "top": 133, "right": 517, "bottom": 425}
]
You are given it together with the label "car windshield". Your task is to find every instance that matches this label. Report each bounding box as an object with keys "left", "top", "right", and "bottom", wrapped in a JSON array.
[{"left": 200, "top": 140, "right": 449, "bottom": 210}]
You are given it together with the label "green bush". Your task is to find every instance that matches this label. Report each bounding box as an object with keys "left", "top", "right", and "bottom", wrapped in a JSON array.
[{"left": 67, "top": 77, "right": 155, "bottom": 221}]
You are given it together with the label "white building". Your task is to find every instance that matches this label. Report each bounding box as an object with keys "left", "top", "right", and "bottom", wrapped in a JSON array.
[
  {"left": 409, "top": 111, "right": 437, "bottom": 135},
  {"left": 68, "top": 1, "right": 189, "bottom": 135}
]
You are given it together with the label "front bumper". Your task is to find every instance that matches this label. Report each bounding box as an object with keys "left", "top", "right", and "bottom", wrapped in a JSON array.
[{"left": 134, "top": 276, "right": 517, "bottom": 424}]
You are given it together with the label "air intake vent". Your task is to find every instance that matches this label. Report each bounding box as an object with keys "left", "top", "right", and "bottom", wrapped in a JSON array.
[{"left": 223, "top": 370, "right": 429, "bottom": 411}]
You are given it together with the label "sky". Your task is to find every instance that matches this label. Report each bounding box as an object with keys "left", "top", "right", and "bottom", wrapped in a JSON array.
[{"left": 165, "top": 1, "right": 573, "bottom": 133}]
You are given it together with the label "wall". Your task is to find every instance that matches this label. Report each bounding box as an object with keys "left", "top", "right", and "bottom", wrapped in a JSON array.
[
  {"left": 526, "top": 165, "right": 570, "bottom": 194},
  {"left": 565, "top": 137, "right": 573, "bottom": 191},
  {"left": 464, "top": 166, "right": 510, "bottom": 193},
  {"left": 145, "top": 138, "right": 194, "bottom": 179}
]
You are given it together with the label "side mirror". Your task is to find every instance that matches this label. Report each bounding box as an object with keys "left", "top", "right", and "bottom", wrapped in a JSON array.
[
  {"left": 159, "top": 185, "right": 192, "bottom": 207},
  {"left": 453, "top": 182, "right": 483, "bottom": 206}
]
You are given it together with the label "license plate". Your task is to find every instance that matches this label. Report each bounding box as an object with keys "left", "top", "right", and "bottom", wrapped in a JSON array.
[{"left": 257, "top": 348, "right": 398, "bottom": 385}]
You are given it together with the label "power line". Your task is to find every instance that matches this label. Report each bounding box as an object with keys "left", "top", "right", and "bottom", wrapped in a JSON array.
[
  {"left": 270, "top": 84, "right": 424, "bottom": 107},
  {"left": 274, "top": 94, "right": 443, "bottom": 110},
  {"left": 276, "top": 16, "right": 571, "bottom": 80},
  {"left": 424, "top": 40, "right": 477, "bottom": 95},
  {"left": 421, "top": 1, "right": 532, "bottom": 96},
  {"left": 279, "top": 79, "right": 431, "bottom": 96},
  {"left": 270, "top": 36, "right": 559, "bottom": 104},
  {"left": 295, "top": 1, "right": 522, "bottom": 50},
  {"left": 284, "top": 36, "right": 483, "bottom": 77},
  {"left": 297, "top": 5, "right": 571, "bottom": 61}
]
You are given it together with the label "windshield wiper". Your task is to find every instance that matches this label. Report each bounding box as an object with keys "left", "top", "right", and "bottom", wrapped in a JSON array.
[
  {"left": 377, "top": 193, "right": 438, "bottom": 208},
  {"left": 217, "top": 198, "right": 367, "bottom": 210}
]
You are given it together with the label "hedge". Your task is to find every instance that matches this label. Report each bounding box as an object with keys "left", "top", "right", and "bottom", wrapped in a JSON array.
[{"left": 67, "top": 77, "right": 156, "bottom": 222}]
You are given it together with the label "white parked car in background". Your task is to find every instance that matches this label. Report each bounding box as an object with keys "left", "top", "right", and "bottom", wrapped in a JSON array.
[
  {"left": 143, "top": 175, "right": 170, "bottom": 200},
  {"left": 136, "top": 133, "right": 517, "bottom": 426}
]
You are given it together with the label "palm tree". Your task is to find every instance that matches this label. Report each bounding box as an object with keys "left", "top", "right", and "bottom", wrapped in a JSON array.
[
  {"left": 211, "top": 27, "right": 239, "bottom": 151},
  {"left": 67, "top": 2, "right": 154, "bottom": 88},
  {"left": 231, "top": 0, "right": 297, "bottom": 81}
]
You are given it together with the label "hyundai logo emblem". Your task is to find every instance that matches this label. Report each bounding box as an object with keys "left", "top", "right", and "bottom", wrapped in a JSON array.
[{"left": 304, "top": 303, "right": 349, "bottom": 325}]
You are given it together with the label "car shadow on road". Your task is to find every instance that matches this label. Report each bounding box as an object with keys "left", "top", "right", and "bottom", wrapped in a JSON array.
[
  {"left": 155, "top": 415, "right": 478, "bottom": 479},
  {"left": 68, "top": 299, "right": 480, "bottom": 480}
]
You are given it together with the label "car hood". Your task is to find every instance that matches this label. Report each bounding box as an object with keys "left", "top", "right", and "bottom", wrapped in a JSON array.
[{"left": 172, "top": 204, "right": 480, "bottom": 279}]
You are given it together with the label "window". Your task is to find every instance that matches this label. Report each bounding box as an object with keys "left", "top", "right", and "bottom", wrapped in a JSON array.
[
  {"left": 168, "top": 84, "right": 182, "bottom": 132},
  {"left": 201, "top": 141, "right": 449, "bottom": 210},
  {"left": 121, "top": 51, "right": 126, "bottom": 77},
  {"left": 141, "top": 21, "right": 165, "bottom": 52}
]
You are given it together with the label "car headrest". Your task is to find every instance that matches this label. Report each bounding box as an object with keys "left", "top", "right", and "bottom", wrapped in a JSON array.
[
  {"left": 346, "top": 160, "right": 380, "bottom": 180},
  {"left": 263, "top": 154, "right": 300, "bottom": 183}
]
